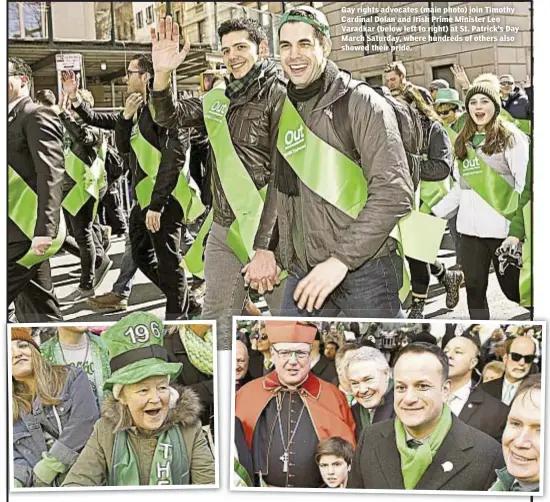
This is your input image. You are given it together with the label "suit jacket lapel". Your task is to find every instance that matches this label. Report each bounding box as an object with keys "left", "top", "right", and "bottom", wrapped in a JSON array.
[
  {"left": 376, "top": 424, "right": 405, "bottom": 489},
  {"left": 416, "top": 419, "right": 473, "bottom": 490},
  {"left": 373, "top": 391, "right": 395, "bottom": 423},
  {"left": 8, "top": 97, "right": 30, "bottom": 126},
  {"left": 458, "top": 385, "right": 483, "bottom": 424}
]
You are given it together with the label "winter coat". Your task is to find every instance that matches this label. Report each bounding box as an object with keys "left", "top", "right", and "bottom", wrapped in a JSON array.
[
  {"left": 61, "top": 386, "right": 215, "bottom": 486},
  {"left": 502, "top": 87, "right": 530, "bottom": 120},
  {"left": 13, "top": 366, "right": 99, "bottom": 487}
]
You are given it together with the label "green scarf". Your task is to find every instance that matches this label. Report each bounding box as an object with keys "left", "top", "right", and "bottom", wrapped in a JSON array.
[
  {"left": 394, "top": 404, "right": 453, "bottom": 490},
  {"left": 110, "top": 426, "right": 189, "bottom": 486},
  {"left": 180, "top": 326, "right": 214, "bottom": 376},
  {"left": 359, "top": 406, "right": 372, "bottom": 427}
]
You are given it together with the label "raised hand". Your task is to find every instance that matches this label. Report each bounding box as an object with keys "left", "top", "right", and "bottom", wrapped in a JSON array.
[
  {"left": 62, "top": 69, "right": 79, "bottom": 98},
  {"left": 150, "top": 15, "right": 191, "bottom": 74},
  {"left": 123, "top": 93, "right": 143, "bottom": 120},
  {"left": 451, "top": 64, "right": 470, "bottom": 90}
]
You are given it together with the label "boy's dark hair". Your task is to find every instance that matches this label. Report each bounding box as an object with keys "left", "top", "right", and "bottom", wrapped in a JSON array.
[
  {"left": 315, "top": 437, "right": 354, "bottom": 465},
  {"left": 9, "top": 56, "right": 33, "bottom": 80},
  {"left": 35, "top": 89, "right": 57, "bottom": 107},
  {"left": 131, "top": 53, "right": 154, "bottom": 79},
  {"left": 394, "top": 342, "right": 450, "bottom": 382},
  {"left": 218, "top": 18, "right": 267, "bottom": 48}
]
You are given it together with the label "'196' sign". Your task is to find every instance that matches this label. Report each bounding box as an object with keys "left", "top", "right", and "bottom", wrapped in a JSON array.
[{"left": 125, "top": 322, "right": 162, "bottom": 344}]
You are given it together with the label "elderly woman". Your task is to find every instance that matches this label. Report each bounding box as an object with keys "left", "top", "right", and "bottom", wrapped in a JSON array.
[
  {"left": 62, "top": 312, "right": 216, "bottom": 486},
  {"left": 346, "top": 346, "right": 394, "bottom": 441},
  {"left": 11, "top": 327, "right": 99, "bottom": 488}
]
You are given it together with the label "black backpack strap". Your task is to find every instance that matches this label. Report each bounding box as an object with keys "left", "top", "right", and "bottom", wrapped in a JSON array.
[{"left": 332, "top": 80, "right": 369, "bottom": 163}]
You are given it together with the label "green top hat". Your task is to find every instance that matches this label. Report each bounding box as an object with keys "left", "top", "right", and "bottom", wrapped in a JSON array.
[
  {"left": 434, "top": 88, "right": 464, "bottom": 108},
  {"left": 102, "top": 312, "right": 182, "bottom": 391}
]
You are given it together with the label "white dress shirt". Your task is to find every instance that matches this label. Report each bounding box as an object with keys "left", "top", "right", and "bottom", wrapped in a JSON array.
[
  {"left": 448, "top": 380, "right": 472, "bottom": 416},
  {"left": 502, "top": 378, "right": 521, "bottom": 406},
  {"left": 8, "top": 95, "right": 26, "bottom": 115}
]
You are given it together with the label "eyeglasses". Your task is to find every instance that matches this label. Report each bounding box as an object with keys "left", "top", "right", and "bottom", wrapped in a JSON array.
[
  {"left": 437, "top": 109, "right": 457, "bottom": 117},
  {"left": 126, "top": 70, "right": 144, "bottom": 78},
  {"left": 500, "top": 81, "right": 514, "bottom": 86},
  {"left": 509, "top": 352, "right": 536, "bottom": 364},
  {"left": 271, "top": 347, "right": 311, "bottom": 361}
]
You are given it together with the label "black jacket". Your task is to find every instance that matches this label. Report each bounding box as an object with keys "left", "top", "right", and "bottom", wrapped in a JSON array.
[
  {"left": 351, "top": 388, "right": 395, "bottom": 442},
  {"left": 150, "top": 64, "right": 287, "bottom": 244},
  {"left": 8, "top": 97, "right": 65, "bottom": 246},
  {"left": 164, "top": 331, "right": 214, "bottom": 428},
  {"left": 502, "top": 87, "right": 530, "bottom": 120},
  {"left": 247, "top": 351, "right": 272, "bottom": 380},
  {"left": 481, "top": 376, "right": 505, "bottom": 401},
  {"left": 409, "top": 330, "right": 437, "bottom": 345},
  {"left": 458, "top": 383, "right": 509, "bottom": 442},
  {"left": 348, "top": 416, "right": 504, "bottom": 491},
  {"left": 311, "top": 354, "right": 338, "bottom": 383},
  {"left": 115, "top": 104, "right": 190, "bottom": 212},
  {"left": 73, "top": 100, "right": 119, "bottom": 131}
]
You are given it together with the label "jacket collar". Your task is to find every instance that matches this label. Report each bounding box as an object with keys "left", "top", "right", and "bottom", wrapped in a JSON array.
[
  {"left": 314, "top": 67, "right": 352, "bottom": 112},
  {"left": 263, "top": 370, "right": 321, "bottom": 399}
]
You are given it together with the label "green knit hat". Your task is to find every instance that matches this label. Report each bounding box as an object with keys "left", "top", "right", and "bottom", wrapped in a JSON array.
[
  {"left": 465, "top": 74, "right": 501, "bottom": 114},
  {"left": 279, "top": 5, "right": 330, "bottom": 38},
  {"left": 102, "top": 312, "right": 182, "bottom": 391}
]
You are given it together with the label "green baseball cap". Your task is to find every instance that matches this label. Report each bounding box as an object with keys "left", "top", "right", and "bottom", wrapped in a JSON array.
[
  {"left": 102, "top": 312, "right": 182, "bottom": 391},
  {"left": 279, "top": 5, "right": 330, "bottom": 38},
  {"left": 434, "top": 88, "right": 464, "bottom": 108}
]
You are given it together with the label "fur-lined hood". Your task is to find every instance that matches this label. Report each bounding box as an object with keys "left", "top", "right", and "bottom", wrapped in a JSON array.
[{"left": 101, "top": 385, "right": 202, "bottom": 433}]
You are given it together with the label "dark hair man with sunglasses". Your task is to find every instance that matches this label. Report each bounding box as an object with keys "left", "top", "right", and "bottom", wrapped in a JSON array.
[
  {"left": 483, "top": 336, "right": 537, "bottom": 406},
  {"left": 500, "top": 74, "right": 530, "bottom": 120},
  {"left": 236, "top": 321, "right": 355, "bottom": 487}
]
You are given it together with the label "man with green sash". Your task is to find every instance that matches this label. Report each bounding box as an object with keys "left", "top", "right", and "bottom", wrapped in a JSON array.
[
  {"left": 250, "top": 6, "right": 413, "bottom": 318},
  {"left": 348, "top": 342, "right": 505, "bottom": 491},
  {"left": 8, "top": 57, "right": 65, "bottom": 322},
  {"left": 114, "top": 53, "right": 192, "bottom": 320},
  {"left": 150, "top": 16, "right": 287, "bottom": 349},
  {"left": 36, "top": 87, "right": 113, "bottom": 305}
]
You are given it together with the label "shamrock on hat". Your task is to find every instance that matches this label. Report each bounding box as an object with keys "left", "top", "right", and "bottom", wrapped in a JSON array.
[{"left": 102, "top": 312, "right": 182, "bottom": 391}]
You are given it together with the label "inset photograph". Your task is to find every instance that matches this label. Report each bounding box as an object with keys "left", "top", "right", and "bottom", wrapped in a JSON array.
[
  {"left": 9, "top": 313, "right": 217, "bottom": 490},
  {"left": 232, "top": 318, "right": 544, "bottom": 495}
]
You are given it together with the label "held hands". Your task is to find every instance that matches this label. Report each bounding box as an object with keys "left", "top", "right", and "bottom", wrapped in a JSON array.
[
  {"left": 31, "top": 236, "right": 53, "bottom": 256},
  {"left": 150, "top": 15, "right": 191, "bottom": 90},
  {"left": 145, "top": 210, "right": 162, "bottom": 233},
  {"left": 294, "top": 257, "right": 349, "bottom": 312},
  {"left": 123, "top": 93, "right": 143, "bottom": 120},
  {"left": 242, "top": 250, "right": 280, "bottom": 295}
]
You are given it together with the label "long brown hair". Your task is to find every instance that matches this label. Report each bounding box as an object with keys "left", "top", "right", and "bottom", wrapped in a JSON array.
[
  {"left": 454, "top": 109, "right": 514, "bottom": 160},
  {"left": 12, "top": 344, "right": 68, "bottom": 422},
  {"left": 400, "top": 83, "right": 443, "bottom": 124}
]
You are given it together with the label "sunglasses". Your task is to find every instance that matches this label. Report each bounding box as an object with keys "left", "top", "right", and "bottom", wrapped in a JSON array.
[
  {"left": 500, "top": 81, "right": 514, "bottom": 86},
  {"left": 509, "top": 352, "right": 536, "bottom": 364},
  {"left": 437, "top": 108, "right": 457, "bottom": 117}
]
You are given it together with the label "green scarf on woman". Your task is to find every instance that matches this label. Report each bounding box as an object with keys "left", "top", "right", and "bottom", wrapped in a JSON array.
[{"left": 394, "top": 404, "right": 453, "bottom": 490}]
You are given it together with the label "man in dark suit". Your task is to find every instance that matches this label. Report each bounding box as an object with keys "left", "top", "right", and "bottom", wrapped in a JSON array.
[
  {"left": 311, "top": 330, "right": 338, "bottom": 383},
  {"left": 444, "top": 334, "right": 509, "bottom": 441},
  {"left": 346, "top": 346, "right": 395, "bottom": 441},
  {"left": 247, "top": 323, "right": 274, "bottom": 379},
  {"left": 348, "top": 342, "right": 504, "bottom": 491},
  {"left": 8, "top": 57, "right": 65, "bottom": 321},
  {"left": 482, "top": 336, "right": 537, "bottom": 406}
]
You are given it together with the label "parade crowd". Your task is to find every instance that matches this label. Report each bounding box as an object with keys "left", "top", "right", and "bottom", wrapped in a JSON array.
[
  {"left": 11, "top": 313, "right": 216, "bottom": 487},
  {"left": 234, "top": 320, "right": 542, "bottom": 491},
  {"left": 8, "top": 5, "right": 533, "bottom": 351}
]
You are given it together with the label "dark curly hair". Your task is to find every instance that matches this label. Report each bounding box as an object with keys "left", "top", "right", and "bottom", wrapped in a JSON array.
[
  {"left": 131, "top": 53, "right": 154, "bottom": 79},
  {"left": 218, "top": 18, "right": 267, "bottom": 48}
]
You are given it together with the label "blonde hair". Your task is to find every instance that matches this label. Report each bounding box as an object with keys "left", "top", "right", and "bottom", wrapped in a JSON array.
[
  {"left": 482, "top": 360, "right": 505, "bottom": 380},
  {"left": 12, "top": 345, "right": 67, "bottom": 422}
]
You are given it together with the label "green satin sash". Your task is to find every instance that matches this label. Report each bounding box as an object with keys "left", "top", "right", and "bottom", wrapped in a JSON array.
[
  {"left": 519, "top": 200, "right": 532, "bottom": 307},
  {"left": 8, "top": 164, "right": 67, "bottom": 268}
]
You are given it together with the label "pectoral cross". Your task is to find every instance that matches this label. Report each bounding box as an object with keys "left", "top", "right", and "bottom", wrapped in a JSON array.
[{"left": 279, "top": 452, "right": 289, "bottom": 473}]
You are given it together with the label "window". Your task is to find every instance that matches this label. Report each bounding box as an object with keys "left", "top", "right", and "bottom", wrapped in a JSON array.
[
  {"left": 361, "top": 19, "right": 388, "bottom": 56},
  {"left": 136, "top": 11, "right": 144, "bottom": 29},
  {"left": 174, "top": 9, "right": 181, "bottom": 25},
  {"left": 432, "top": 64, "right": 455, "bottom": 88},
  {"left": 198, "top": 19, "right": 207, "bottom": 43},
  {"left": 8, "top": 2, "right": 46, "bottom": 39},
  {"left": 8, "top": 3, "right": 21, "bottom": 38},
  {"left": 365, "top": 75, "right": 383, "bottom": 86},
  {"left": 146, "top": 5, "right": 154, "bottom": 24},
  {"left": 428, "top": 1, "right": 451, "bottom": 42}
]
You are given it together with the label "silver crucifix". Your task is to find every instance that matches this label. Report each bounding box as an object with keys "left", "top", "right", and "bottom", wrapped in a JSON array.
[{"left": 280, "top": 452, "right": 289, "bottom": 473}]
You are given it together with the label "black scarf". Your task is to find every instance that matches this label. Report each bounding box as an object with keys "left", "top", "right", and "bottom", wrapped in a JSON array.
[
  {"left": 277, "top": 60, "right": 340, "bottom": 195},
  {"left": 225, "top": 59, "right": 275, "bottom": 100}
]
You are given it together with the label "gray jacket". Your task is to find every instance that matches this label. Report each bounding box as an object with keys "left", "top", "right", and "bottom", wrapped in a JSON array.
[
  {"left": 13, "top": 366, "right": 99, "bottom": 487},
  {"left": 257, "top": 69, "right": 414, "bottom": 271}
]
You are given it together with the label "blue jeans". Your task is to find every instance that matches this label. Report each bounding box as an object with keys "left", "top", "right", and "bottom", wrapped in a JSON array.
[
  {"left": 281, "top": 251, "right": 405, "bottom": 318},
  {"left": 112, "top": 233, "right": 138, "bottom": 299}
]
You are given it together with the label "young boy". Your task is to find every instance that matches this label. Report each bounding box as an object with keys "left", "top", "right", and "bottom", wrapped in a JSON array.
[{"left": 315, "top": 437, "right": 354, "bottom": 489}]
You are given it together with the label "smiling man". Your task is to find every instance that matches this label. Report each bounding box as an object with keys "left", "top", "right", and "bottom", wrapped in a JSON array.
[
  {"left": 235, "top": 321, "right": 355, "bottom": 488},
  {"left": 482, "top": 336, "right": 537, "bottom": 405},
  {"left": 346, "top": 346, "right": 394, "bottom": 441},
  {"left": 150, "top": 16, "right": 287, "bottom": 350},
  {"left": 348, "top": 342, "right": 504, "bottom": 490},
  {"left": 248, "top": 6, "right": 413, "bottom": 318},
  {"left": 490, "top": 374, "right": 541, "bottom": 492}
]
